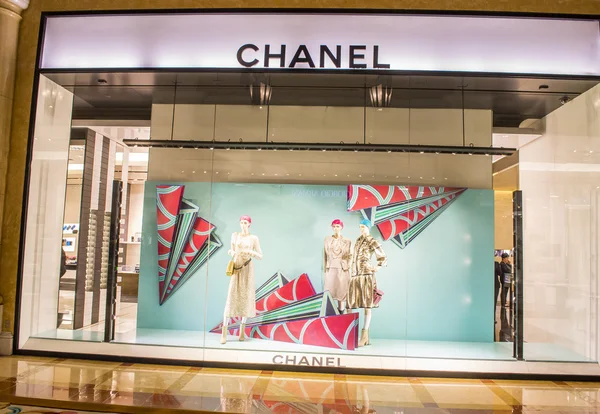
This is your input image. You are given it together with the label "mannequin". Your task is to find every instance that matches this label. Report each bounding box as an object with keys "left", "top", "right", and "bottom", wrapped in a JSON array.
[
  {"left": 347, "top": 218, "right": 387, "bottom": 347},
  {"left": 221, "top": 215, "right": 263, "bottom": 345},
  {"left": 324, "top": 219, "right": 352, "bottom": 313}
]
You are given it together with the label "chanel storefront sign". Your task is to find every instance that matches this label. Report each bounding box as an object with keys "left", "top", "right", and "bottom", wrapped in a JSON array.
[
  {"left": 273, "top": 354, "right": 344, "bottom": 367},
  {"left": 40, "top": 13, "right": 600, "bottom": 76},
  {"left": 236, "top": 44, "right": 390, "bottom": 69}
]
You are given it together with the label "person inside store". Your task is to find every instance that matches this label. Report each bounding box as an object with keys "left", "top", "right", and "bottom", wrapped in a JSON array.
[
  {"left": 499, "top": 253, "right": 512, "bottom": 308},
  {"left": 60, "top": 239, "right": 67, "bottom": 278},
  {"left": 494, "top": 258, "right": 502, "bottom": 318}
]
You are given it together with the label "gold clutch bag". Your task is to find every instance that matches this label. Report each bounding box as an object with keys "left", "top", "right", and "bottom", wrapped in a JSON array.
[{"left": 226, "top": 260, "right": 235, "bottom": 277}]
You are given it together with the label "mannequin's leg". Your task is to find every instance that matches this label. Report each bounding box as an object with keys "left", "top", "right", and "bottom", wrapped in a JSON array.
[
  {"left": 364, "top": 308, "right": 372, "bottom": 330},
  {"left": 221, "top": 313, "right": 228, "bottom": 344},
  {"left": 361, "top": 385, "right": 370, "bottom": 411},
  {"left": 239, "top": 317, "right": 247, "bottom": 341},
  {"left": 358, "top": 308, "right": 372, "bottom": 346}
]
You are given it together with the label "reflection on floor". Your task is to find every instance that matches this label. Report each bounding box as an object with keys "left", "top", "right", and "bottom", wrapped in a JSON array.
[{"left": 1, "top": 355, "right": 600, "bottom": 413}]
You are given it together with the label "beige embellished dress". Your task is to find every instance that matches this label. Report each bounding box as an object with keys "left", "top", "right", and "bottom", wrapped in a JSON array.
[
  {"left": 224, "top": 232, "right": 262, "bottom": 318},
  {"left": 347, "top": 234, "right": 387, "bottom": 309},
  {"left": 324, "top": 235, "right": 352, "bottom": 301}
]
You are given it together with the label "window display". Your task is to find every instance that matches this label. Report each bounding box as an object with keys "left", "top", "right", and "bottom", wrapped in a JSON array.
[{"left": 135, "top": 181, "right": 495, "bottom": 358}]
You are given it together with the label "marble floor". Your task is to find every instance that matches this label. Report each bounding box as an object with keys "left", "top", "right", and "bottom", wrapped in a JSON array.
[{"left": 0, "top": 356, "right": 600, "bottom": 413}]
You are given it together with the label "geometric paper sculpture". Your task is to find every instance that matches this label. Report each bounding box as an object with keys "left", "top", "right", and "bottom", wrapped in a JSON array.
[
  {"left": 156, "top": 185, "right": 222, "bottom": 305},
  {"left": 242, "top": 313, "right": 358, "bottom": 351},
  {"left": 255, "top": 273, "right": 316, "bottom": 313},
  {"left": 213, "top": 273, "right": 316, "bottom": 331},
  {"left": 225, "top": 292, "right": 340, "bottom": 329},
  {"left": 163, "top": 199, "right": 199, "bottom": 300},
  {"left": 389, "top": 191, "right": 465, "bottom": 249},
  {"left": 156, "top": 185, "right": 184, "bottom": 301},
  {"left": 256, "top": 271, "right": 290, "bottom": 302},
  {"left": 163, "top": 233, "right": 222, "bottom": 303},
  {"left": 211, "top": 273, "right": 359, "bottom": 350},
  {"left": 348, "top": 185, "right": 466, "bottom": 249},
  {"left": 161, "top": 218, "right": 216, "bottom": 303}
]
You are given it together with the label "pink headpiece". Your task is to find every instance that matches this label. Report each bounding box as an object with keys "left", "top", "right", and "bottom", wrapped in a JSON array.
[
  {"left": 331, "top": 219, "right": 344, "bottom": 228},
  {"left": 240, "top": 215, "right": 252, "bottom": 224}
]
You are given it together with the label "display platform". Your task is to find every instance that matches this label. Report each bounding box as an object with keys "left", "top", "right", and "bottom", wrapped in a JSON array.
[
  {"left": 110, "top": 329, "right": 590, "bottom": 363},
  {"left": 33, "top": 327, "right": 594, "bottom": 363}
]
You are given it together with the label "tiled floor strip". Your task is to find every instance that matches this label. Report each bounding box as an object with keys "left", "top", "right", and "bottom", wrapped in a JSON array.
[{"left": 1, "top": 356, "right": 600, "bottom": 413}]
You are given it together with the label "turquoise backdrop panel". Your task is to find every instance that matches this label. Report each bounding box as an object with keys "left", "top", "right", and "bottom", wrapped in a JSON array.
[{"left": 137, "top": 182, "right": 494, "bottom": 342}]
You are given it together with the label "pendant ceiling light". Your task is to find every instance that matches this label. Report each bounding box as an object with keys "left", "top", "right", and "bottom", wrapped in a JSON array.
[
  {"left": 369, "top": 84, "right": 392, "bottom": 108},
  {"left": 250, "top": 81, "right": 273, "bottom": 106}
]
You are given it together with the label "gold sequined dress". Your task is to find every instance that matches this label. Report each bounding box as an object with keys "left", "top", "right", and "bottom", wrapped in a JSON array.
[
  {"left": 224, "top": 232, "right": 262, "bottom": 318},
  {"left": 347, "top": 234, "right": 387, "bottom": 309},
  {"left": 324, "top": 235, "right": 352, "bottom": 301}
]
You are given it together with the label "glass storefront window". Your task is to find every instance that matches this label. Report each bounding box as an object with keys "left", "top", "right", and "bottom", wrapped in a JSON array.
[{"left": 15, "top": 12, "right": 600, "bottom": 375}]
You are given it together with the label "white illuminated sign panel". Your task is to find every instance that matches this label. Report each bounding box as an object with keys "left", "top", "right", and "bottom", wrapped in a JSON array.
[{"left": 41, "top": 13, "right": 600, "bottom": 76}]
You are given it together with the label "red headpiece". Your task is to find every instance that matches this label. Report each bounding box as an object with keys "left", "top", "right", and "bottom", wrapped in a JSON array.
[
  {"left": 240, "top": 215, "right": 252, "bottom": 224},
  {"left": 331, "top": 219, "right": 344, "bottom": 228}
]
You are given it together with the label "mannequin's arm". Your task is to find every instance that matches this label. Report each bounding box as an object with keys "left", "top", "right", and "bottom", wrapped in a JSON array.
[
  {"left": 323, "top": 239, "right": 328, "bottom": 270},
  {"left": 251, "top": 236, "right": 263, "bottom": 260},
  {"left": 345, "top": 239, "right": 353, "bottom": 263},
  {"left": 372, "top": 239, "right": 387, "bottom": 272},
  {"left": 227, "top": 233, "right": 236, "bottom": 257}
]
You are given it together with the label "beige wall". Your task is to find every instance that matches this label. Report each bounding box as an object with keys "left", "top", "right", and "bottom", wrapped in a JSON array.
[
  {"left": 494, "top": 191, "right": 513, "bottom": 250},
  {"left": 63, "top": 185, "right": 81, "bottom": 224},
  {"left": 3, "top": 0, "right": 599, "bottom": 334},
  {"left": 520, "top": 83, "right": 600, "bottom": 360},
  {"left": 149, "top": 104, "right": 493, "bottom": 188}
]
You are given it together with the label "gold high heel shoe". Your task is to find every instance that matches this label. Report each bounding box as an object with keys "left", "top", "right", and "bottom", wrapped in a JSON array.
[
  {"left": 239, "top": 324, "right": 246, "bottom": 342},
  {"left": 358, "top": 329, "right": 370, "bottom": 347},
  {"left": 220, "top": 326, "right": 227, "bottom": 345}
]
